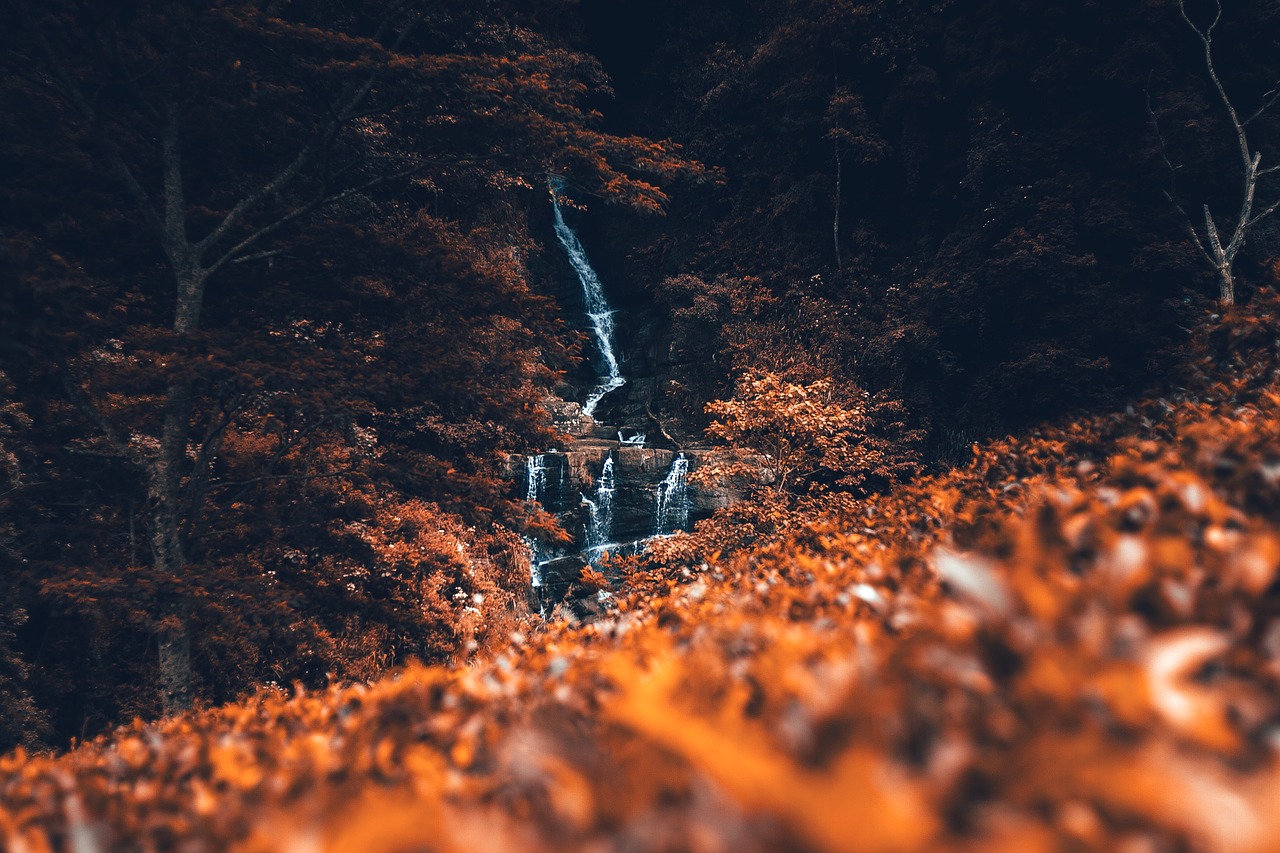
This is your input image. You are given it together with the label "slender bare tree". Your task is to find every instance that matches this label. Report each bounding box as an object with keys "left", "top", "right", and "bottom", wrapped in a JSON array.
[{"left": 1153, "top": 0, "right": 1280, "bottom": 306}]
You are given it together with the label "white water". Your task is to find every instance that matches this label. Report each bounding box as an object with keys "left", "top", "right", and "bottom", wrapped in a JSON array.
[
  {"left": 550, "top": 182, "right": 625, "bottom": 418},
  {"left": 654, "top": 453, "right": 690, "bottom": 536},
  {"left": 583, "top": 456, "right": 616, "bottom": 558},
  {"left": 585, "top": 537, "right": 651, "bottom": 560},
  {"left": 524, "top": 454, "right": 548, "bottom": 588},
  {"left": 525, "top": 454, "right": 547, "bottom": 503}
]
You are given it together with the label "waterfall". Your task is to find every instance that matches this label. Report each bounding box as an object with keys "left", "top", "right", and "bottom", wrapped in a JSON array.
[
  {"left": 525, "top": 454, "right": 547, "bottom": 503},
  {"left": 618, "top": 429, "right": 646, "bottom": 446},
  {"left": 558, "top": 457, "right": 569, "bottom": 504},
  {"left": 524, "top": 454, "right": 549, "bottom": 588},
  {"left": 528, "top": 543, "right": 544, "bottom": 591},
  {"left": 583, "top": 456, "right": 616, "bottom": 557},
  {"left": 654, "top": 453, "right": 691, "bottom": 536},
  {"left": 550, "top": 181, "right": 625, "bottom": 418}
]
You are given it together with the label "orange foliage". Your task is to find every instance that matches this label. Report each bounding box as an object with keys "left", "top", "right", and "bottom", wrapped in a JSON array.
[
  {"left": 697, "top": 371, "right": 883, "bottom": 496},
  {"left": 10, "top": 305, "right": 1280, "bottom": 850}
]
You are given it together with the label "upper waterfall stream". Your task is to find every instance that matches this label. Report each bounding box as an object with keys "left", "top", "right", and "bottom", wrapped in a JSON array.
[
  {"left": 550, "top": 182, "right": 625, "bottom": 418},
  {"left": 519, "top": 185, "right": 703, "bottom": 612}
]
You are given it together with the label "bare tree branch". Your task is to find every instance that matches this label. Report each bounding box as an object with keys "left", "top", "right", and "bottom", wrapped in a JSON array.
[
  {"left": 1157, "top": 0, "right": 1280, "bottom": 305},
  {"left": 60, "top": 372, "right": 142, "bottom": 465},
  {"left": 1247, "top": 197, "right": 1280, "bottom": 228},
  {"left": 1149, "top": 90, "right": 1213, "bottom": 263},
  {"left": 192, "top": 4, "right": 424, "bottom": 262},
  {"left": 1180, "top": 0, "right": 1247, "bottom": 170},
  {"left": 208, "top": 468, "right": 357, "bottom": 493},
  {"left": 205, "top": 162, "right": 429, "bottom": 277},
  {"left": 1243, "top": 85, "right": 1280, "bottom": 127},
  {"left": 229, "top": 249, "right": 285, "bottom": 266}
]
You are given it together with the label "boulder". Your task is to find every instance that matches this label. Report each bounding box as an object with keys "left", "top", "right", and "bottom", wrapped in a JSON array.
[
  {"left": 535, "top": 554, "right": 587, "bottom": 605},
  {"left": 616, "top": 446, "right": 675, "bottom": 475},
  {"left": 564, "top": 446, "right": 612, "bottom": 490}
]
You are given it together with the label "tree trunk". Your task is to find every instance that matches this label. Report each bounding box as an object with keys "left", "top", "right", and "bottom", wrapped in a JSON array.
[
  {"left": 149, "top": 265, "right": 205, "bottom": 715},
  {"left": 1218, "top": 264, "right": 1236, "bottom": 307},
  {"left": 149, "top": 382, "right": 194, "bottom": 714},
  {"left": 157, "top": 607, "right": 191, "bottom": 714},
  {"left": 833, "top": 141, "right": 843, "bottom": 270}
]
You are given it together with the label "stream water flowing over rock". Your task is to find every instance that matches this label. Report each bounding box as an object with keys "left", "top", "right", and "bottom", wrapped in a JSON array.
[
  {"left": 653, "top": 453, "right": 690, "bottom": 536},
  {"left": 550, "top": 180, "right": 625, "bottom": 418},
  {"left": 583, "top": 455, "right": 615, "bottom": 553},
  {"left": 515, "top": 187, "right": 726, "bottom": 612}
]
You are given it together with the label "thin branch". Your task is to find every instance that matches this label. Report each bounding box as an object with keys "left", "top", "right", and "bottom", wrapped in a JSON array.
[
  {"left": 193, "top": 4, "right": 423, "bottom": 259},
  {"left": 1178, "top": 0, "right": 1250, "bottom": 171},
  {"left": 1247, "top": 197, "right": 1280, "bottom": 227},
  {"left": 109, "top": 28, "right": 164, "bottom": 123},
  {"left": 645, "top": 403, "right": 682, "bottom": 451},
  {"left": 208, "top": 468, "right": 356, "bottom": 493},
  {"left": 0, "top": 479, "right": 47, "bottom": 501},
  {"left": 180, "top": 393, "right": 246, "bottom": 553},
  {"left": 64, "top": 446, "right": 132, "bottom": 459},
  {"left": 1169, "top": 0, "right": 1279, "bottom": 305},
  {"left": 193, "top": 134, "right": 323, "bottom": 258},
  {"left": 229, "top": 249, "right": 285, "bottom": 265},
  {"left": 1149, "top": 89, "right": 1212, "bottom": 262},
  {"left": 192, "top": 394, "right": 244, "bottom": 474},
  {"left": 1243, "top": 85, "right": 1280, "bottom": 126},
  {"left": 205, "top": 163, "right": 429, "bottom": 277},
  {"left": 1204, "top": 204, "right": 1225, "bottom": 259},
  {"left": 61, "top": 373, "right": 141, "bottom": 465}
]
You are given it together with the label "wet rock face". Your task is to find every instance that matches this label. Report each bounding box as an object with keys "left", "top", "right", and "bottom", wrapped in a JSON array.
[
  {"left": 615, "top": 446, "right": 674, "bottom": 474},
  {"left": 519, "top": 452, "right": 573, "bottom": 514},
  {"left": 535, "top": 555, "right": 588, "bottom": 598},
  {"left": 525, "top": 191, "right": 729, "bottom": 608},
  {"left": 515, "top": 437, "right": 724, "bottom": 607}
]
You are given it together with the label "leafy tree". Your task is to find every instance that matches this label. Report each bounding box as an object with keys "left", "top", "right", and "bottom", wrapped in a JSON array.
[
  {"left": 694, "top": 371, "right": 916, "bottom": 498},
  {"left": 0, "top": 0, "right": 703, "bottom": 720},
  {"left": 591, "top": 0, "right": 1259, "bottom": 447}
]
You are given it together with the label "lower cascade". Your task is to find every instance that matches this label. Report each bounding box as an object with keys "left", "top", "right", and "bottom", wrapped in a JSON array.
[
  {"left": 654, "top": 453, "right": 690, "bottom": 536},
  {"left": 523, "top": 454, "right": 549, "bottom": 592},
  {"left": 518, "top": 448, "right": 706, "bottom": 612},
  {"left": 525, "top": 453, "right": 547, "bottom": 503},
  {"left": 583, "top": 455, "right": 615, "bottom": 557}
]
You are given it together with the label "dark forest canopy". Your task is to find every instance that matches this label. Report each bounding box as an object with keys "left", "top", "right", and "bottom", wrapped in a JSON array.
[
  {"left": 0, "top": 0, "right": 1278, "bottom": 750},
  {"left": 0, "top": 0, "right": 706, "bottom": 742},
  {"left": 585, "top": 0, "right": 1280, "bottom": 441}
]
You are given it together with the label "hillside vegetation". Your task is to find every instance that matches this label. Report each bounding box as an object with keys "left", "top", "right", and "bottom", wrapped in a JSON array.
[
  {"left": 4, "top": 0, "right": 1279, "bottom": 743},
  {"left": 6, "top": 300, "right": 1280, "bottom": 852}
]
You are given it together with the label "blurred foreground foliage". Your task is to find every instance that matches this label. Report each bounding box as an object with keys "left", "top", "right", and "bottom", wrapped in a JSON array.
[{"left": 9, "top": 297, "right": 1280, "bottom": 850}]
